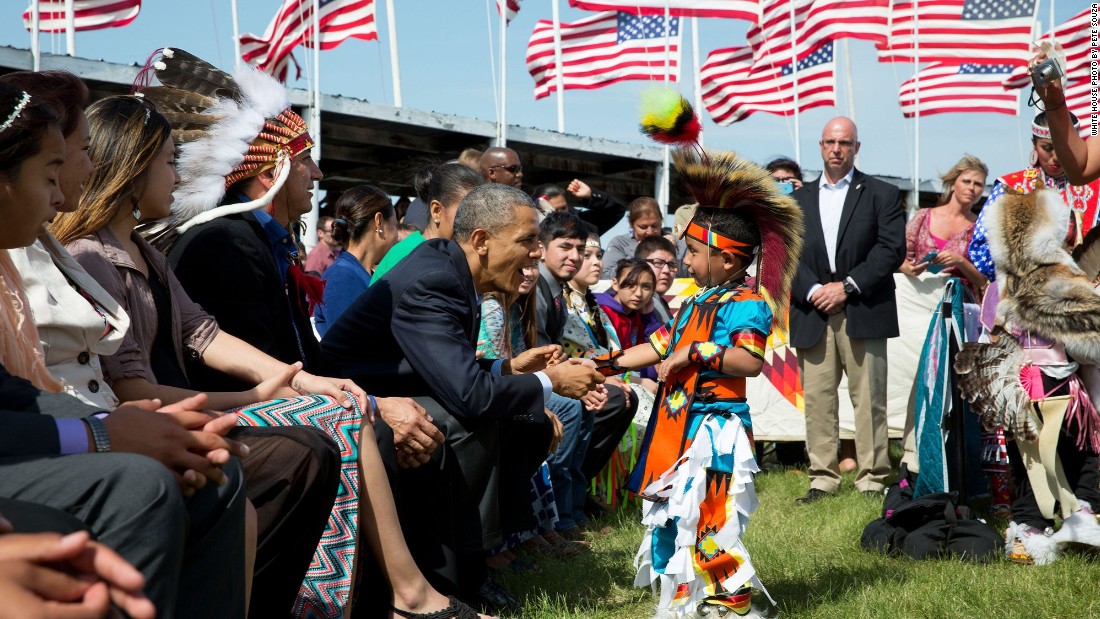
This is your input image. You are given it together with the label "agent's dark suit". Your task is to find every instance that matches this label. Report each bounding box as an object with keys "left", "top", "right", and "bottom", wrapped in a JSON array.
[
  {"left": 790, "top": 169, "right": 905, "bottom": 494},
  {"left": 322, "top": 238, "right": 549, "bottom": 599}
]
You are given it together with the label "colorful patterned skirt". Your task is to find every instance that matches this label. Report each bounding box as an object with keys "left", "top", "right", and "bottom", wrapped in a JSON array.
[
  {"left": 634, "top": 411, "right": 770, "bottom": 617},
  {"left": 232, "top": 394, "right": 364, "bottom": 619}
]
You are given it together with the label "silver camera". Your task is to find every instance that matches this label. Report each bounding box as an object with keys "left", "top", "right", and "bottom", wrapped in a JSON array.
[{"left": 1030, "top": 57, "right": 1065, "bottom": 86}]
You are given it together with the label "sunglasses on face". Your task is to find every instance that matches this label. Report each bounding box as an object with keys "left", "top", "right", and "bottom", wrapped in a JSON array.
[{"left": 489, "top": 164, "right": 523, "bottom": 174}]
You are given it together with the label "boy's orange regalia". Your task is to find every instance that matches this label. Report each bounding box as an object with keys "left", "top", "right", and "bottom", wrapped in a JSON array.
[{"left": 597, "top": 89, "right": 803, "bottom": 619}]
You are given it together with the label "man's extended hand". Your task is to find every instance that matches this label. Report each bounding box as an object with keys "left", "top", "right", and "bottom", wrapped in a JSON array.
[
  {"left": 507, "top": 344, "right": 564, "bottom": 375},
  {"left": 544, "top": 359, "right": 604, "bottom": 399},
  {"left": 377, "top": 397, "right": 443, "bottom": 468},
  {"left": 567, "top": 179, "right": 593, "bottom": 200},
  {"left": 0, "top": 531, "right": 154, "bottom": 619}
]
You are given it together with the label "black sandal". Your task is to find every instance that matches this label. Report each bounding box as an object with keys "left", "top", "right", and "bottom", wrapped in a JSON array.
[{"left": 392, "top": 596, "right": 479, "bottom": 619}]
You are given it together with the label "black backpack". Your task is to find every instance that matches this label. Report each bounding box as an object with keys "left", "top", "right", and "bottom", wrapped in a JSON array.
[{"left": 861, "top": 465, "right": 1003, "bottom": 562}]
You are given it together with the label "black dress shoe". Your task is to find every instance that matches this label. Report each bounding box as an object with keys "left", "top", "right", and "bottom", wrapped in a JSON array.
[
  {"left": 796, "top": 488, "right": 835, "bottom": 504},
  {"left": 477, "top": 578, "right": 522, "bottom": 612}
]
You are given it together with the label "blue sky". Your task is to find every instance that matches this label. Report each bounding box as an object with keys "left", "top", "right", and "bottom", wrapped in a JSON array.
[{"left": 3, "top": 0, "right": 1085, "bottom": 185}]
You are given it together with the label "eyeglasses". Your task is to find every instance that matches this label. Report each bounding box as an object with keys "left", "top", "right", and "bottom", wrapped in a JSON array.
[
  {"left": 489, "top": 164, "right": 523, "bottom": 174},
  {"left": 645, "top": 258, "right": 676, "bottom": 271},
  {"left": 820, "top": 139, "right": 856, "bottom": 150}
]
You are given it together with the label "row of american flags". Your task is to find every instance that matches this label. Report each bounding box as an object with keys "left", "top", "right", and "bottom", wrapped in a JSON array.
[{"left": 20, "top": 1, "right": 1098, "bottom": 135}]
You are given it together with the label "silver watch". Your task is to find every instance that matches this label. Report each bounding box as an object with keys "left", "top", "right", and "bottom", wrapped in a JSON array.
[{"left": 85, "top": 416, "right": 111, "bottom": 453}]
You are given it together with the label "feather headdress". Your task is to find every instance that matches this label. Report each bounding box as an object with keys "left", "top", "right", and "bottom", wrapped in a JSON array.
[
  {"left": 673, "top": 149, "right": 804, "bottom": 327},
  {"left": 635, "top": 87, "right": 804, "bottom": 328},
  {"left": 136, "top": 48, "right": 314, "bottom": 248}
]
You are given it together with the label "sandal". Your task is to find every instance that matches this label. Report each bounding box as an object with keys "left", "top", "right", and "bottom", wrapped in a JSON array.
[{"left": 392, "top": 596, "right": 480, "bottom": 619}]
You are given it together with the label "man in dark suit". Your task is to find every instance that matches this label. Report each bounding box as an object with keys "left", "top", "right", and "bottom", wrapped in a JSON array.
[
  {"left": 322, "top": 183, "right": 602, "bottom": 606},
  {"left": 789, "top": 117, "right": 906, "bottom": 503},
  {"left": 0, "top": 363, "right": 248, "bottom": 617}
]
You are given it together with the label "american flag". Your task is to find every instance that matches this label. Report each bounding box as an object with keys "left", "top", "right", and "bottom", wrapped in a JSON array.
[
  {"left": 22, "top": 0, "right": 140, "bottom": 32},
  {"left": 240, "top": 0, "right": 377, "bottom": 82},
  {"left": 498, "top": 0, "right": 521, "bottom": 24},
  {"left": 568, "top": 0, "right": 759, "bottom": 20},
  {"left": 526, "top": 11, "right": 680, "bottom": 100},
  {"left": 701, "top": 41, "right": 836, "bottom": 125},
  {"left": 898, "top": 62, "right": 1020, "bottom": 117},
  {"left": 1002, "top": 8, "right": 1094, "bottom": 90},
  {"left": 1065, "top": 79, "right": 1097, "bottom": 139},
  {"left": 748, "top": 0, "right": 889, "bottom": 68},
  {"left": 877, "top": 0, "right": 1038, "bottom": 65}
]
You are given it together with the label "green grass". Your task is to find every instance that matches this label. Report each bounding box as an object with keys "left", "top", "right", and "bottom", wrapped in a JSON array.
[{"left": 497, "top": 467, "right": 1100, "bottom": 618}]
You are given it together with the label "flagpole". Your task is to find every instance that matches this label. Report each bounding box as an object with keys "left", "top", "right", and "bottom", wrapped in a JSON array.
[
  {"left": 551, "top": 0, "right": 565, "bottom": 133},
  {"left": 913, "top": 1, "right": 920, "bottom": 212},
  {"left": 30, "top": 1, "right": 41, "bottom": 72},
  {"left": 310, "top": 0, "right": 323, "bottom": 235},
  {"left": 692, "top": 17, "right": 702, "bottom": 149},
  {"left": 499, "top": 3, "right": 509, "bottom": 144},
  {"left": 789, "top": 0, "right": 800, "bottom": 164},
  {"left": 64, "top": 0, "right": 75, "bottom": 56},
  {"left": 843, "top": 39, "right": 857, "bottom": 168},
  {"left": 231, "top": 0, "right": 242, "bottom": 70},
  {"left": 660, "top": 0, "right": 671, "bottom": 211},
  {"left": 385, "top": 0, "right": 403, "bottom": 107},
  {"left": 1048, "top": 0, "right": 1055, "bottom": 42}
]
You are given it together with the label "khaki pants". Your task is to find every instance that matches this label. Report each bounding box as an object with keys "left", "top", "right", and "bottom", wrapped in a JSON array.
[{"left": 798, "top": 312, "right": 891, "bottom": 493}]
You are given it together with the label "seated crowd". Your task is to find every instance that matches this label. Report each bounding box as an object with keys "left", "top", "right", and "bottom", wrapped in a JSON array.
[{"left": 4, "top": 47, "right": 1079, "bottom": 619}]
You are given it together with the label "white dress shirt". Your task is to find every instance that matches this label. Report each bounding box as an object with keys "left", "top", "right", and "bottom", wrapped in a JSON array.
[{"left": 807, "top": 168, "right": 859, "bottom": 301}]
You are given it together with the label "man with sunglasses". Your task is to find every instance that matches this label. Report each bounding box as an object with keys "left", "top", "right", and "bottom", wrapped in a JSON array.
[
  {"left": 789, "top": 117, "right": 905, "bottom": 505},
  {"left": 479, "top": 147, "right": 525, "bottom": 188}
]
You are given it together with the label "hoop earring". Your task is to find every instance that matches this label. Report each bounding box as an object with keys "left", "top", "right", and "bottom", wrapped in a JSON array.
[
  {"left": 130, "top": 196, "right": 141, "bottom": 221},
  {"left": 1029, "top": 149, "right": 1039, "bottom": 168}
]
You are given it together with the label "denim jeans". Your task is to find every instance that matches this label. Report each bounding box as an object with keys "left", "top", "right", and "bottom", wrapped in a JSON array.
[{"left": 544, "top": 393, "right": 592, "bottom": 531}]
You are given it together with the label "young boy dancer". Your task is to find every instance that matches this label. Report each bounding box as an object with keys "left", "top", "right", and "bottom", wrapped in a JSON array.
[{"left": 594, "top": 150, "right": 803, "bottom": 617}]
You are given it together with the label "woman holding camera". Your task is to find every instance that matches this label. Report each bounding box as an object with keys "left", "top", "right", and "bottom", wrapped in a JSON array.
[
  {"left": 898, "top": 155, "right": 988, "bottom": 297},
  {"left": 967, "top": 111, "right": 1100, "bottom": 282}
]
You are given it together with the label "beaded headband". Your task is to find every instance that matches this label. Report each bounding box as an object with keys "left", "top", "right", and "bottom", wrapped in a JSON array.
[
  {"left": 682, "top": 220, "right": 757, "bottom": 257},
  {"left": 1032, "top": 116, "right": 1077, "bottom": 139},
  {"left": 0, "top": 91, "right": 31, "bottom": 135}
]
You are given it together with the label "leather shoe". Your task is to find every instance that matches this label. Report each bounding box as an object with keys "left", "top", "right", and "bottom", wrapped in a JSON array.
[
  {"left": 477, "top": 578, "right": 522, "bottom": 611},
  {"left": 796, "top": 488, "right": 835, "bottom": 504}
]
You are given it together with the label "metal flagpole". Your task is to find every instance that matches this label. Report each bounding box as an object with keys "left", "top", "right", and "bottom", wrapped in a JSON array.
[
  {"left": 31, "top": 1, "right": 41, "bottom": 72},
  {"left": 308, "top": 0, "right": 322, "bottom": 241},
  {"left": 843, "top": 39, "right": 858, "bottom": 168},
  {"left": 499, "top": 2, "right": 509, "bottom": 144},
  {"left": 231, "top": 0, "right": 242, "bottom": 70},
  {"left": 551, "top": 0, "right": 565, "bottom": 133},
  {"left": 64, "top": 0, "right": 75, "bottom": 56},
  {"left": 790, "top": 0, "right": 800, "bottom": 164},
  {"left": 913, "top": 1, "right": 920, "bottom": 212},
  {"left": 1049, "top": 0, "right": 1055, "bottom": 42},
  {"left": 660, "top": 0, "right": 671, "bottom": 210},
  {"left": 385, "top": 0, "right": 402, "bottom": 107},
  {"left": 692, "top": 17, "right": 702, "bottom": 149}
]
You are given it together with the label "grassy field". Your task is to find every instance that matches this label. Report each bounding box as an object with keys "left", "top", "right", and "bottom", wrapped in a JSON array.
[{"left": 497, "top": 466, "right": 1100, "bottom": 619}]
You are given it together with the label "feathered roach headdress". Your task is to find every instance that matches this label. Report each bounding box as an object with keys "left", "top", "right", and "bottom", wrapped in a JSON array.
[
  {"left": 638, "top": 87, "right": 804, "bottom": 328},
  {"left": 134, "top": 48, "right": 315, "bottom": 248}
]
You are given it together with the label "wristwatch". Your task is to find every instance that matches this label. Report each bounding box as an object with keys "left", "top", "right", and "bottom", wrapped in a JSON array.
[
  {"left": 842, "top": 280, "right": 856, "bottom": 296},
  {"left": 85, "top": 416, "right": 111, "bottom": 453}
]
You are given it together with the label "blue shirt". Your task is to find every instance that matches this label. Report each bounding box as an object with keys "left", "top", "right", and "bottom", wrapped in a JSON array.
[
  {"left": 250, "top": 206, "right": 300, "bottom": 286},
  {"left": 315, "top": 251, "right": 372, "bottom": 338}
]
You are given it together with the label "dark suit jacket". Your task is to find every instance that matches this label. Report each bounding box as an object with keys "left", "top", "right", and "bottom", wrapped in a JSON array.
[
  {"left": 789, "top": 169, "right": 906, "bottom": 349},
  {"left": 168, "top": 211, "right": 325, "bottom": 391},
  {"left": 0, "top": 363, "right": 99, "bottom": 457},
  {"left": 321, "top": 239, "right": 544, "bottom": 421},
  {"left": 535, "top": 264, "right": 568, "bottom": 347}
]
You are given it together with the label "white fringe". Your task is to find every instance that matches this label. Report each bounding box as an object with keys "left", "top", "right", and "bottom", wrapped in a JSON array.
[{"left": 634, "top": 415, "right": 771, "bottom": 616}]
